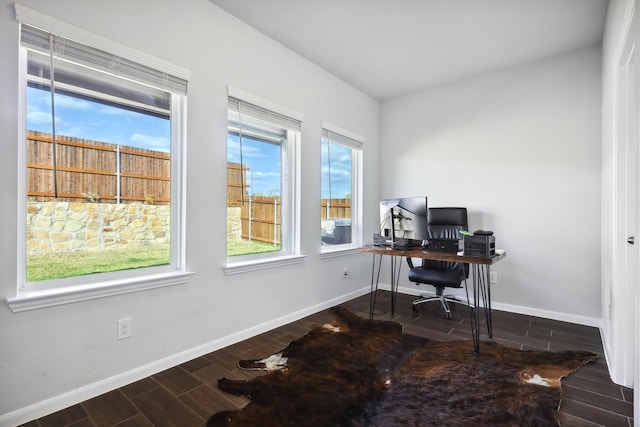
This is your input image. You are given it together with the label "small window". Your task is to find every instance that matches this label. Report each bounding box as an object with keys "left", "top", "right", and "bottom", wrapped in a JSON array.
[
  {"left": 321, "top": 125, "right": 363, "bottom": 252},
  {"left": 12, "top": 9, "right": 190, "bottom": 308},
  {"left": 226, "top": 89, "right": 302, "bottom": 266}
]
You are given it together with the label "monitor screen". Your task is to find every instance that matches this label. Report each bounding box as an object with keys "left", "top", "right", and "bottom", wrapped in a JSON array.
[{"left": 379, "top": 196, "right": 428, "bottom": 248}]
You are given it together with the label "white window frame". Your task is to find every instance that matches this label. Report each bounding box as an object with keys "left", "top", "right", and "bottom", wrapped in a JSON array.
[
  {"left": 7, "top": 5, "right": 193, "bottom": 312},
  {"left": 320, "top": 122, "right": 364, "bottom": 257},
  {"left": 224, "top": 87, "right": 304, "bottom": 275}
]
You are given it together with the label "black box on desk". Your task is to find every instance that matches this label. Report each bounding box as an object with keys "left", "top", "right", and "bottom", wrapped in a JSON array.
[
  {"left": 427, "top": 238, "right": 460, "bottom": 253},
  {"left": 463, "top": 235, "right": 495, "bottom": 257}
]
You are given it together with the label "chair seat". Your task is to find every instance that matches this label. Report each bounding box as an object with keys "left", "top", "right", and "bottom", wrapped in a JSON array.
[{"left": 408, "top": 266, "right": 465, "bottom": 288}]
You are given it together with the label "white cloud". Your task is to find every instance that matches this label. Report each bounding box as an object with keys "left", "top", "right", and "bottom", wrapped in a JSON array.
[
  {"left": 54, "top": 95, "right": 94, "bottom": 111},
  {"left": 27, "top": 111, "right": 54, "bottom": 126},
  {"left": 130, "top": 133, "right": 170, "bottom": 152},
  {"left": 252, "top": 171, "right": 280, "bottom": 178},
  {"left": 232, "top": 143, "right": 268, "bottom": 158},
  {"left": 99, "top": 106, "right": 138, "bottom": 117}
]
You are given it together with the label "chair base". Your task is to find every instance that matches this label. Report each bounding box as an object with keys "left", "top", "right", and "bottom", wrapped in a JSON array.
[{"left": 412, "top": 293, "right": 471, "bottom": 319}]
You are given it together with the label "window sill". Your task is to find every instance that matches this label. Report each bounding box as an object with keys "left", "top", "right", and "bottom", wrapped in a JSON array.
[
  {"left": 223, "top": 254, "right": 306, "bottom": 275},
  {"left": 320, "top": 246, "right": 360, "bottom": 259},
  {"left": 6, "top": 271, "right": 194, "bottom": 312}
]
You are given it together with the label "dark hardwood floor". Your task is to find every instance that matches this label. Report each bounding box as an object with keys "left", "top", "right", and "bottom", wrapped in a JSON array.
[{"left": 20, "top": 291, "right": 634, "bottom": 427}]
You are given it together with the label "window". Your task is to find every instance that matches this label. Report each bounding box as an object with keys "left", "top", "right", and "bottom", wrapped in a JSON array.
[
  {"left": 225, "top": 88, "right": 303, "bottom": 272},
  {"left": 9, "top": 6, "right": 191, "bottom": 311},
  {"left": 320, "top": 124, "right": 363, "bottom": 253}
]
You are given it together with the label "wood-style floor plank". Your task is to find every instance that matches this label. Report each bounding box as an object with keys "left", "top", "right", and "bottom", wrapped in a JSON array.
[
  {"left": 129, "top": 387, "right": 203, "bottom": 427},
  {"left": 19, "top": 291, "right": 634, "bottom": 427},
  {"left": 81, "top": 390, "right": 138, "bottom": 426}
]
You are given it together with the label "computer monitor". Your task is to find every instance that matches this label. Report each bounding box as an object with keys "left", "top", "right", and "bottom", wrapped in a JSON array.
[{"left": 379, "top": 196, "right": 428, "bottom": 248}]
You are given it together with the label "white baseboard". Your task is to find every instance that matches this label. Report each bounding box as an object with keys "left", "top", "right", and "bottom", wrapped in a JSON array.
[
  {"left": 0, "top": 288, "right": 370, "bottom": 427},
  {"left": 489, "top": 300, "right": 601, "bottom": 328},
  {"left": 390, "top": 284, "right": 601, "bottom": 327}
]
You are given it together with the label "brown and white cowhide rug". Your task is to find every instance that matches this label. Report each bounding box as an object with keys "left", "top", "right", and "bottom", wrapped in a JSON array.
[{"left": 208, "top": 307, "right": 597, "bottom": 427}]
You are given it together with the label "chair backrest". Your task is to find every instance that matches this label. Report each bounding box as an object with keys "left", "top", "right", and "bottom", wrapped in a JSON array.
[
  {"left": 427, "top": 207, "right": 468, "bottom": 240},
  {"left": 427, "top": 208, "right": 469, "bottom": 240},
  {"left": 423, "top": 207, "right": 469, "bottom": 276}
]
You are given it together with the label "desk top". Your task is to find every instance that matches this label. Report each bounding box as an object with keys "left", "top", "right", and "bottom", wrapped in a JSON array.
[{"left": 358, "top": 243, "right": 506, "bottom": 265}]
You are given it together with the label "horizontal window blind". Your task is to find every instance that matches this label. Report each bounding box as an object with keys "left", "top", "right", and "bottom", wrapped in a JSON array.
[
  {"left": 228, "top": 97, "right": 302, "bottom": 132},
  {"left": 26, "top": 49, "right": 172, "bottom": 115},
  {"left": 21, "top": 24, "right": 188, "bottom": 96},
  {"left": 322, "top": 128, "right": 363, "bottom": 150}
]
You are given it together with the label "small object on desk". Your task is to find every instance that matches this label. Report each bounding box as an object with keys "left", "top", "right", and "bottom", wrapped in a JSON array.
[
  {"left": 463, "top": 233, "right": 496, "bottom": 257},
  {"left": 473, "top": 230, "right": 494, "bottom": 235},
  {"left": 393, "top": 238, "right": 422, "bottom": 250},
  {"left": 427, "top": 238, "right": 460, "bottom": 253}
]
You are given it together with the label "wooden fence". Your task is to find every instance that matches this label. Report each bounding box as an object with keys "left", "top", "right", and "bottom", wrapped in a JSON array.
[
  {"left": 27, "top": 131, "right": 170, "bottom": 204},
  {"left": 240, "top": 196, "right": 281, "bottom": 244},
  {"left": 229, "top": 194, "right": 352, "bottom": 245},
  {"left": 227, "top": 157, "right": 352, "bottom": 244},
  {"left": 321, "top": 198, "right": 351, "bottom": 220},
  {"left": 227, "top": 162, "right": 351, "bottom": 245},
  {"left": 227, "top": 162, "right": 249, "bottom": 206}
]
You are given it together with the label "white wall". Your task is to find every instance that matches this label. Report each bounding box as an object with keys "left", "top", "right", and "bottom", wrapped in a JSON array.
[
  {"left": 381, "top": 46, "right": 602, "bottom": 322},
  {"left": 0, "top": 0, "right": 380, "bottom": 423}
]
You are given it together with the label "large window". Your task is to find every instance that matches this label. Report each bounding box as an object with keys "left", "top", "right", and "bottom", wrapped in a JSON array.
[
  {"left": 321, "top": 125, "right": 363, "bottom": 252},
  {"left": 9, "top": 7, "right": 191, "bottom": 310},
  {"left": 225, "top": 89, "right": 302, "bottom": 270}
]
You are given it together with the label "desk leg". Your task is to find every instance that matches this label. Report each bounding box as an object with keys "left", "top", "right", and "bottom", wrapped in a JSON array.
[
  {"left": 470, "top": 265, "right": 481, "bottom": 353},
  {"left": 369, "top": 254, "right": 383, "bottom": 324},
  {"left": 389, "top": 255, "right": 402, "bottom": 316},
  {"left": 469, "top": 264, "right": 494, "bottom": 353},
  {"left": 368, "top": 254, "right": 401, "bottom": 324},
  {"left": 479, "top": 265, "right": 493, "bottom": 337}
]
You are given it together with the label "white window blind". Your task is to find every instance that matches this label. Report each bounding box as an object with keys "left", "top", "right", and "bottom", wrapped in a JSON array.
[
  {"left": 20, "top": 24, "right": 188, "bottom": 96},
  {"left": 228, "top": 97, "right": 302, "bottom": 132},
  {"left": 322, "top": 127, "right": 363, "bottom": 150}
]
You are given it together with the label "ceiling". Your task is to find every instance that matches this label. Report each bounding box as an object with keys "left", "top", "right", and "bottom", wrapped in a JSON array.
[{"left": 210, "top": 0, "right": 609, "bottom": 100}]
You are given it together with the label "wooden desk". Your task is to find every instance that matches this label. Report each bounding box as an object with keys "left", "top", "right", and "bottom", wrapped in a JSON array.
[{"left": 358, "top": 243, "right": 506, "bottom": 353}]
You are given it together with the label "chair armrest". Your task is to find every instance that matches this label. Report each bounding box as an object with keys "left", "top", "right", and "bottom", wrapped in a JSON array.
[{"left": 406, "top": 257, "right": 415, "bottom": 269}]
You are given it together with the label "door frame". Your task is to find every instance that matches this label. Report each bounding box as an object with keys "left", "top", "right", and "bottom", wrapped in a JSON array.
[{"left": 612, "top": 3, "right": 640, "bottom": 420}]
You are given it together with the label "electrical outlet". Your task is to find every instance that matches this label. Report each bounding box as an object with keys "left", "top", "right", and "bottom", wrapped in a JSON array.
[
  {"left": 490, "top": 272, "right": 498, "bottom": 285},
  {"left": 117, "top": 317, "right": 132, "bottom": 340}
]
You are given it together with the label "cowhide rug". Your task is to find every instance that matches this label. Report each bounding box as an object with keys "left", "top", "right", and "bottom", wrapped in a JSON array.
[{"left": 208, "top": 307, "right": 597, "bottom": 427}]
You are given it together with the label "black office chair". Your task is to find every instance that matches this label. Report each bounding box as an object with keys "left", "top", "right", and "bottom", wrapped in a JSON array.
[{"left": 407, "top": 207, "right": 470, "bottom": 319}]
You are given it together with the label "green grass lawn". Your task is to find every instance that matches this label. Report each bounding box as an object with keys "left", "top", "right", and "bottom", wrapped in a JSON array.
[
  {"left": 27, "top": 239, "right": 280, "bottom": 282},
  {"left": 227, "top": 239, "right": 280, "bottom": 256},
  {"left": 27, "top": 247, "right": 170, "bottom": 282}
]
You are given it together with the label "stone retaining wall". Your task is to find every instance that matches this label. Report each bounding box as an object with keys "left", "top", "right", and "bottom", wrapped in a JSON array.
[
  {"left": 27, "top": 201, "right": 170, "bottom": 255},
  {"left": 227, "top": 206, "right": 242, "bottom": 241}
]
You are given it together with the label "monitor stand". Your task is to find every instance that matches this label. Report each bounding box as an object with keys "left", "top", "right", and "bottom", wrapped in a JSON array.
[{"left": 389, "top": 207, "right": 416, "bottom": 250}]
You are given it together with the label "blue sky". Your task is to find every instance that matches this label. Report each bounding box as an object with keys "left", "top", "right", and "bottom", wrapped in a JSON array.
[
  {"left": 27, "top": 86, "right": 352, "bottom": 198},
  {"left": 225, "top": 134, "right": 352, "bottom": 199},
  {"left": 321, "top": 140, "right": 352, "bottom": 199},
  {"left": 27, "top": 87, "right": 171, "bottom": 152}
]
